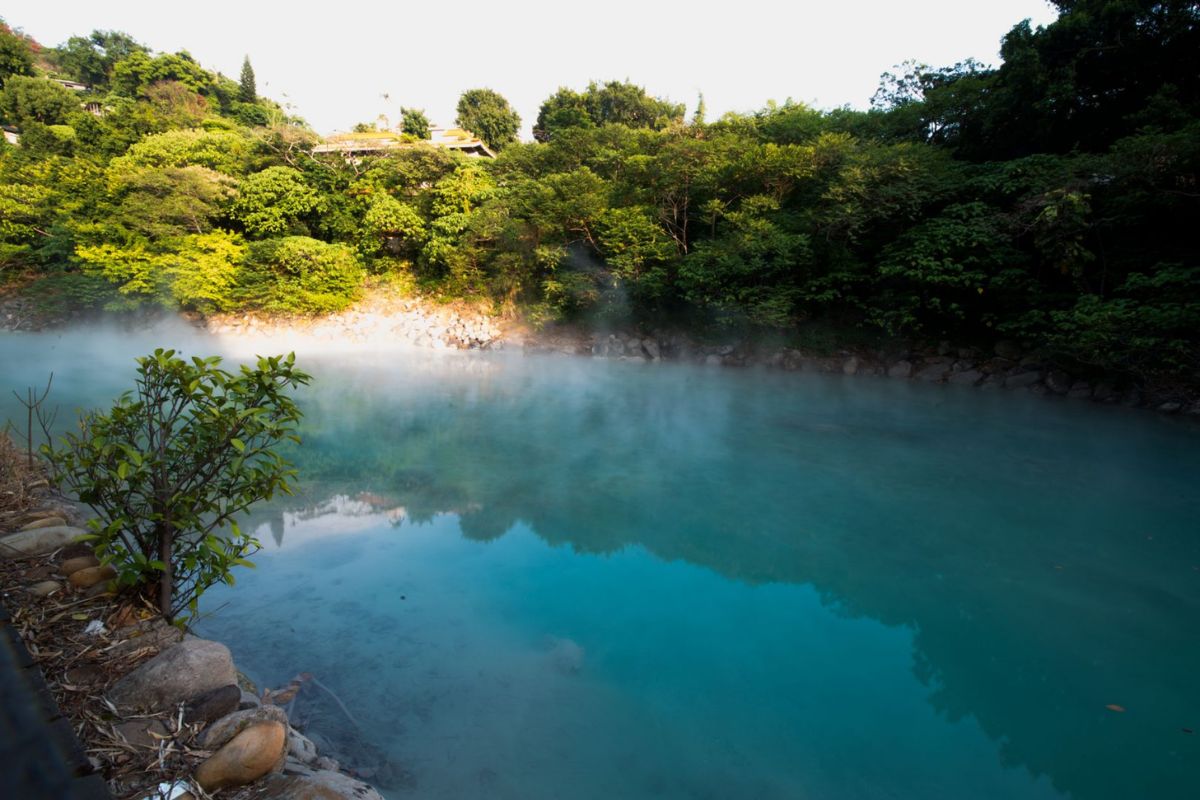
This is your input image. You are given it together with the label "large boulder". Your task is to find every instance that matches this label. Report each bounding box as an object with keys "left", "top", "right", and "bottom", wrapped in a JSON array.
[
  {"left": 887, "top": 360, "right": 913, "bottom": 379},
  {"left": 199, "top": 704, "right": 290, "bottom": 750},
  {"left": 0, "top": 525, "right": 87, "bottom": 557},
  {"left": 109, "top": 639, "right": 236, "bottom": 713},
  {"left": 194, "top": 721, "right": 287, "bottom": 791}
]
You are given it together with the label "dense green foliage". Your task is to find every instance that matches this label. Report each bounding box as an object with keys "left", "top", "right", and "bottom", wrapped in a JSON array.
[
  {"left": 1, "top": 1, "right": 1197, "bottom": 389},
  {"left": 400, "top": 106, "right": 430, "bottom": 139},
  {"left": 47, "top": 349, "right": 309, "bottom": 620},
  {"left": 455, "top": 87, "right": 520, "bottom": 151}
]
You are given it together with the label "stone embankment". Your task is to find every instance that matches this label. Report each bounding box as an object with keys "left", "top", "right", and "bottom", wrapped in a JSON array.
[
  {"left": 1, "top": 494, "right": 386, "bottom": 800},
  {"left": 4, "top": 283, "right": 1195, "bottom": 413},
  {"left": 520, "top": 328, "right": 1200, "bottom": 415}
]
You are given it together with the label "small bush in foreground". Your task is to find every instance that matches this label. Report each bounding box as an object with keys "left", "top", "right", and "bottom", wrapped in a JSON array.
[{"left": 47, "top": 349, "right": 310, "bottom": 621}]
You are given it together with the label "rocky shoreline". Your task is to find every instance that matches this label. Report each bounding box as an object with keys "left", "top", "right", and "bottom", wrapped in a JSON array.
[
  {"left": 0, "top": 486, "right": 389, "bottom": 800},
  {"left": 4, "top": 287, "right": 1197, "bottom": 415},
  {"left": 196, "top": 304, "right": 1200, "bottom": 416}
]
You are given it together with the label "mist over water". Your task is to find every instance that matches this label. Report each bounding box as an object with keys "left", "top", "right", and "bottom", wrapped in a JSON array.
[{"left": 3, "top": 324, "right": 1199, "bottom": 799}]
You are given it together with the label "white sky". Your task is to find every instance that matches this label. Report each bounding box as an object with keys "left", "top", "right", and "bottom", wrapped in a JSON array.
[{"left": 11, "top": 0, "right": 1058, "bottom": 137}]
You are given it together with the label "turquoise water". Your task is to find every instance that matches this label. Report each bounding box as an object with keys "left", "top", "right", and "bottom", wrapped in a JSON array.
[{"left": 3, "top": 327, "right": 1198, "bottom": 799}]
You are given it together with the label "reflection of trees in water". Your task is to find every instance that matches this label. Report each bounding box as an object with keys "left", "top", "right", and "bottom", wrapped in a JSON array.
[{"left": 264, "top": 357, "right": 1198, "bottom": 800}]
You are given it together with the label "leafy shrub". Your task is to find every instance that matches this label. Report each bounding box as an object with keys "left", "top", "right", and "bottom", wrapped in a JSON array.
[
  {"left": 239, "top": 236, "right": 363, "bottom": 313},
  {"left": 48, "top": 349, "right": 310, "bottom": 620},
  {"left": 230, "top": 166, "right": 322, "bottom": 238}
]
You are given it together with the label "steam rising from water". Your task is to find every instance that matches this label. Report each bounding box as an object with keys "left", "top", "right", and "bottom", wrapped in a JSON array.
[{"left": 3, "top": 322, "right": 1199, "bottom": 800}]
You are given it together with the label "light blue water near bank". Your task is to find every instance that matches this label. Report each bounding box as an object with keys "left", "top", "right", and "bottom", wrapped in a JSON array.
[{"left": 2, "top": 327, "right": 1198, "bottom": 799}]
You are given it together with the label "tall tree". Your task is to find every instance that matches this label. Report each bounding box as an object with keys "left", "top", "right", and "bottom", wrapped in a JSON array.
[
  {"left": 401, "top": 106, "right": 430, "bottom": 139},
  {"left": 455, "top": 87, "right": 520, "bottom": 151},
  {"left": 238, "top": 55, "right": 256, "bottom": 103},
  {"left": 0, "top": 19, "right": 34, "bottom": 89}
]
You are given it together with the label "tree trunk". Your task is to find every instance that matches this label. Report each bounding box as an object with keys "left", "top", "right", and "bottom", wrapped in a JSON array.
[{"left": 159, "top": 527, "right": 173, "bottom": 620}]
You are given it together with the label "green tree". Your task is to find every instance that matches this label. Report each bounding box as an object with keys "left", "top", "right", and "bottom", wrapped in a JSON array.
[
  {"left": 53, "top": 30, "right": 145, "bottom": 88},
  {"left": 48, "top": 349, "right": 310, "bottom": 620},
  {"left": 111, "top": 164, "right": 235, "bottom": 239},
  {"left": 0, "top": 76, "right": 80, "bottom": 127},
  {"left": 238, "top": 55, "right": 256, "bottom": 103},
  {"left": 455, "top": 87, "right": 521, "bottom": 151},
  {"left": 400, "top": 106, "right": 430, "bottom": 139},
  {"left": 361, "top": 193, "right": 426, "bottom": 258},
  {"left": 0, "top": 20, "right": 34, "bottom": 89},
  {"left": 533, "top": 87, "right": 592, "bottom": 142},
  {"left": 240, "top": 236, "right": 364, "bottom": 313},
  {"left": 230, "top": 166, "right": 321, "bottom": 238}
]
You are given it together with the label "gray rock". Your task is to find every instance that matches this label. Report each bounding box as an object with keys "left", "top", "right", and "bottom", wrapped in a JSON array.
[
  {"left": 239, "top": 690, "right": 262, "bottom": 710},
  {"left": 1004, "top": 370, "right": 1042, "bottom": 389},
  {"left": 200, "top": 704, "right": 290, "bottom": 750},
  {"left": 642, "top": 338, "right": 660, "bottom": 360},
  {"left": 704, "top": 354, "right": 723, "bottom": 366},
  {"left": 887, "top": 360, "right": 913, "bottom": 379},
  {"left": 107, "top": 618, "right": 185, "bottom": 659},
  {"left": 288, "top": 728, "right": 320, "bottom": 765},
  {"left": 257, "top": 770, "right": 385, "bottom": 800},
  {"left": 27, "top": 580, "right": 63, "bottom": 597},
  {"left": 1067, "top": 381, "right": 1093, "bottom": 399},
  {"left": 1045, "top": 370, "right": 1073, "bottom": 394},
  {"left": 1092, "top": 382, "right": 1120, "bottom": 402},
  {"left": 914, "top": 364, "right": 948, "bottom": 382},
  {"left": 1157, "top": 402, "right": 1182, "bottom": 413},
  {"left": 0, "top": 525, "right": 87, "bottom": 558},
  {"left": 948, "top": 369, "right": 983, "bottom": 385},
  {"left": 109, "top": 638, "right": 237, "bottom": 713},
  {"left": 842, "top": 356, "right": 859, "bottom": 376},
  {"left": 185, "top": 684, "right": 241, "bottom": 725}
]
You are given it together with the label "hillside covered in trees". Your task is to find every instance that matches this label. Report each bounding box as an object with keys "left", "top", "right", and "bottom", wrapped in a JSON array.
[{"left": 0, "top": 1, "right": 1197, "bottom": 392}]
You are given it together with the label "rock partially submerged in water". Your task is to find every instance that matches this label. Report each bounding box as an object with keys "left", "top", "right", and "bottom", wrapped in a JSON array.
[{"left": 259, "top": 769, "right": 385, "bottom": 800}]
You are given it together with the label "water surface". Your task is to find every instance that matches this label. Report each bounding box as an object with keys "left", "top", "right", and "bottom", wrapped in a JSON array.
[{"left": 3, "top": 327, "right": 1197, "bottom": 799}]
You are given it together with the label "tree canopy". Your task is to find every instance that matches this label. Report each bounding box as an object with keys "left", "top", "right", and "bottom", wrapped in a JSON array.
[
  {"left": 455, "top": 87, "right": 520, "bottom": 151},
  {"left": 0, "top": 3, "right": 1196, "bottom": 394}
]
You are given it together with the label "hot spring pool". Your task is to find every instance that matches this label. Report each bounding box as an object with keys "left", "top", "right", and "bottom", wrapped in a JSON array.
[{"left": 3, "top": 326, "right": 1198, "bottom": 799}]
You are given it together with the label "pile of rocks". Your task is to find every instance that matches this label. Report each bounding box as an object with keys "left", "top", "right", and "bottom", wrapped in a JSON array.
[
  {"left": 204, "top": 299, "right": 503, "bottom": 351},
  {"left": 519, "top": 327, "right": 1199, "bottom": 414},
  {"left": 107, "top": 638, "right": 383, "bottom": 799},
  {"left": 2, "top": 507, "right": 387, "bottom": 800}
]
